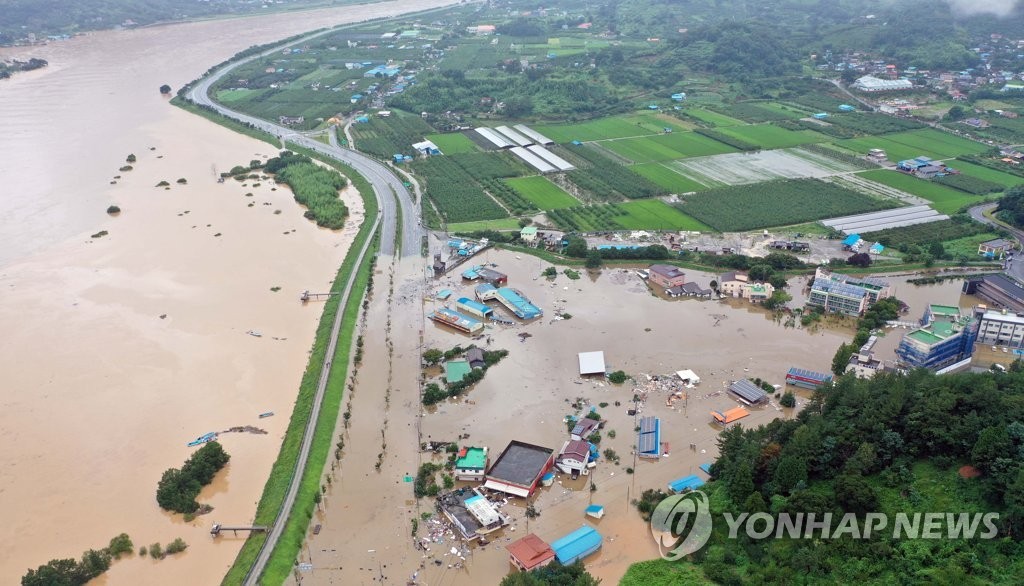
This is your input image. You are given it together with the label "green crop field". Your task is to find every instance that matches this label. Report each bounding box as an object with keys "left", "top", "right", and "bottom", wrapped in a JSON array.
[
  {"left": 503, "top": 176, "right": 580, "bottom": 210},
  {"left": 834, "top": 136, "right": 945, "bottom": 162},
  {"left": 885, "top": 129, "right": 990, "bottom": 158},
  {"left": 426, "top": 133, "right": 480, "bottom": 154},
  {"left": 217, "top": 88, "right": 265, "bottom": 103},
  {"left": 946, "top": 160, "right": 1024, "bottom": 188},
  {"left": 684, "top": 108, "right": 746, "bottom": 127},
  {"left": 676, "top": 178, "right": 899, "bottom": 231},
  {"left": 619, "top": 113, "right": 694, "bottom": 133},
  {"left": 602, "top": 135, "right": 691, "bottom": 163},
  {"left": 447, "top": 218, "right": 522, "bottom": 232},
  {"left": 653, "top": 132, "right": 741, "bottom": 157},
  {"left": 858, "top": 170, "right": 979, "bottom": 214},
  {"left": 614, "top": 200, "right": 711, "bottom": 230},
  {"left": 534, "top": 117, "right": 656, "bottom": 142},
  {"left": 718, "top": 124, "right": 828, "bottom": 149},
  {"left": 630, "top": 163, "right": 709, "bottom": 193}
]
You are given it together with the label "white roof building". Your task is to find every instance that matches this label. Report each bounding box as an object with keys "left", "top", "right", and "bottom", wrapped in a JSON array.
[
  {"left": 853, "top": 76, "right": 913, "bottom": 92},
  {"left": 578, "top": 351, "right": 606, "bottom": 375}
]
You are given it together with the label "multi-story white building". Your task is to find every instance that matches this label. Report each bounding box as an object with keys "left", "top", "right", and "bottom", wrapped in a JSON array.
[
  {"left": 976, "top": 309, "right": 1024, "bottom": 348},
  {"left": 719, "top": 271, "right": 774, "bottom": 302}
]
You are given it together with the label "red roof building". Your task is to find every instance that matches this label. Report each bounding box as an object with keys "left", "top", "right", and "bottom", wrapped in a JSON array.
[{"left": 507, "top": 533, "right": 556, "bottom": 571}]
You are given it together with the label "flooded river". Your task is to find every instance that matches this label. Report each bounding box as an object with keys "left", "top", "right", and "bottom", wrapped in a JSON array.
[{"left": 0, "top": 0, "right": 455, "bottom": 583}]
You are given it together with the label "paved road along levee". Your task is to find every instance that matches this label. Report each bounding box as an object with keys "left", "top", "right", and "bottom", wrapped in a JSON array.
[
  {"left": 969, "top": 203, "right": 1024, "bottom": 282},
  {"left": 183, "top": 26, "right": 424, "bottom": 585}
]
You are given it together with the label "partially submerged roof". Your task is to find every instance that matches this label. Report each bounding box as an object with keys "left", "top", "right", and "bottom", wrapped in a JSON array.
[
  {"left": 571, "top": 418, "right": 600, "bottom": 438},
  {"left": 507, "top": 534, "right": 555, "bottom": 570},
  {"left": 455, "top": 446, "right": 487, "bottom": 470},
  {"left": 485, "top": 441, "right": 553, "bottom": 495},
  {"left": 559, "top": 439, "right": 591, "bottom": 462},
  {"left": 668, "top": 474, "right": 705, "bottom": 493},
  {"left": 638, "top": 416, "right": 661, "bottom": 455},
  {"left": 711, "top": 406, "right": 750, "bottom": 424},
  {"left": 578, "top": 351, "right": 606, "bottom": 375},
  {"left": 649, "top": 264, "right": 685, "bottom": 279},
  {"left": 551, "top": 526, "right": 602, "bottom": 565},
  {"left": 728, "top": 379, "right": 768, "bottom": 404},
  {"left": 676, "top": 369, "right": 700, "bottom": 383}
]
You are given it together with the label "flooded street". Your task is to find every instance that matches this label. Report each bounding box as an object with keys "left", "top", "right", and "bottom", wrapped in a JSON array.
[
  {"left": 0, "top": 0, "right": 455, "bottom": 583},
  {"left": 303, "top": 247, "right": 859, "bottom": 585}
]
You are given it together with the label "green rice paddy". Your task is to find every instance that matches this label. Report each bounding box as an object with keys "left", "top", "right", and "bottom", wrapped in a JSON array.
[
  {"left": 614, "top": 200, "right": 710, "bottom": 230},
  {"left": 629, "top": 163, "right": 709, "bottom": 193},
  {"left": 717, "top": 124, "right": 828, "bottom": 149},
  {"left": 503, "top": 176, "right": 580, "bottom": 210}
]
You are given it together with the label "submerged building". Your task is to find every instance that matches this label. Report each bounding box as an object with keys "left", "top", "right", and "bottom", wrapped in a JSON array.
[
  {"left": 484, "top": 441, "right": 554, "bottom": 498},
  {"left": 964, "top": 274, "right": 1024, "bottom": 313},
  {"left": 454, "top": 446, "right": 489, "bottom": 481},
  {"left": 807, "top": 268, "right": 892, "bottom": 316},
  {"left": 896, "top": 304, "right": 977, "bottom": 370}
]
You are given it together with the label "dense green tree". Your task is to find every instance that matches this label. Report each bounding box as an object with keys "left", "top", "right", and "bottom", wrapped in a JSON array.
[
  {"left": 585, "top": 249, "right": 603, "bottom": 269},
  {"left": 831, "top": 343, "right": 854, "bottom": 376},
  {"left": 499, "top": 561, "right": 600, "bottom": 585}
]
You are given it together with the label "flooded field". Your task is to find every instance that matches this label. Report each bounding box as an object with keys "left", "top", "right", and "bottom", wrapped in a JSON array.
[
  {"left": 303, "top": 247, "right": 857, "bottom": 585},
  {"left": 670, "top": 147, "right": 864, "bottom": 187}
]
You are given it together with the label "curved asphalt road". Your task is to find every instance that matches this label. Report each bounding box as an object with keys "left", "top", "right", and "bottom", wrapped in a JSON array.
[
  {"left": 969, "top": 203, "right": 1023, "bottom": 281},
  {"left": 185, "top": 40, "right": 422, "bottom": 256},
  {"left": 182, "top": 26, "right": 423, "bottom": 586}
]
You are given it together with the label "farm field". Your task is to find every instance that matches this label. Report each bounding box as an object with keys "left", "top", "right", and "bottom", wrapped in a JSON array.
[
  {"left": 676, "top": 178, "right": 900, "bottom": 231},
  {"left": 410, "top": 157, "right": 509, "bottom": 223},
  {"left": 716, "top": 124, "right": 828, "bottom": 149},
  {"left": 884, "top": 129, "right": 990, "bottom": 158},
  {"left": 668, "top": 147, "right": 863, "bottom": 187},
  {"left": 834, "top": 136, "right": 946, "bottom": 163},
  {"left": 629, "top": 163, "right": 708, "bottom": 193},
  {"left": 533, "top": 117, "right": 656, "bottom": 143},
  {"left": 683, "top": 108, "right": 746, "bottom": 127},
  {"left": 618, "top": 113, "right": 695, "bottom": 133},
  {"left": 447, "top": 218, "right": 522, "bottom": 232},
  {"left": 613, "top": 200, "right": 710, "bottom": 231},
  {"left": 858, "top": 170, "right": 978, "bottom": 214},
  {"left": 946, "top": 160, "right": 1024, "bottom": 188},
  {"left": 503, "top": 176, "right": 580, "bottom": 210},
  {"left": 600, "top": 135, "right": 687, "bottom": 163},
  {"left": 425, "top": 133, "right": 480, "bottom": 154}
]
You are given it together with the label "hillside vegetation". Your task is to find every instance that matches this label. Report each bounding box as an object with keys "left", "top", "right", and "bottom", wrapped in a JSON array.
[{"left": 625, "top": 367, "right": 1024, "bottom": 584}]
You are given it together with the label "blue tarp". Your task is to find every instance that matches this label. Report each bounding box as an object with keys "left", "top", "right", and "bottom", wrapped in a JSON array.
[
  {"left": 551, "top": 526, "right": 602, "bottom": 565},
  {"left": 668, "top": 474, "right": 705, "bottom": 493}
]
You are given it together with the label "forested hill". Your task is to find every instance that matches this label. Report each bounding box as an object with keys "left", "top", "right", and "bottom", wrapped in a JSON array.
[
  {"left": 624, "top": 367, "right": 1024, "bottom": 585},
  {"left": 0, "top": 0, "right": 350, "bottom": 45}
]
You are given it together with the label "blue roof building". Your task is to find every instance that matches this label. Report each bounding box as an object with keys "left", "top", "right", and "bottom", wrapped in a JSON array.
[
  {"left": 870, "top": 243, "right": 885, "bottom": 254},
  {"left": 842, "top": 234, "right": 862, "bottom": 248},
  {"left": 839, "top": 104, "right": 856, "bottom": 112},
  {"left": 551, "top": 526, "right": 602, "bottom": 565},
  {"left": 495, "top": 287, "right": 542, "bottom": 319},
  {"left": 671, "top": 92, "right": 686, "bottom": 101},
  {"left": 637, "top": 416, "right": 661, "bottom": 459},
  {"left": 668, "top": 474, "right": 705, "bottom": 494}
]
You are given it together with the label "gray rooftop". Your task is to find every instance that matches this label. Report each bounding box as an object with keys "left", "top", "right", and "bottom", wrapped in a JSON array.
[
  {"left": 728, "top": 379, "right": 768, "bottom": 404},
  {"left": 487, "top": 441, "right": 553, "bottom": 487}
]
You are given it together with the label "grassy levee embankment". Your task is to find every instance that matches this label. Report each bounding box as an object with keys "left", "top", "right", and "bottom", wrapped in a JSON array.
[{"left": 169, "top": 97, "right": 381, "bottom": 585}]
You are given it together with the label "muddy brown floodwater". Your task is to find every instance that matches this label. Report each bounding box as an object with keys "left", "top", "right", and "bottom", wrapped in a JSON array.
[
  {"left": 301, "top": 247, "right": 907, "bottom": 585},
  {"left": 0, "top": 0, "right": 456, "bottom": 584}
]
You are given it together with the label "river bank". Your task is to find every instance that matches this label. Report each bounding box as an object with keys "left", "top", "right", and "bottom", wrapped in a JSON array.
[{"left": 0, "top": 0, "right": 455, "bottom": 583}]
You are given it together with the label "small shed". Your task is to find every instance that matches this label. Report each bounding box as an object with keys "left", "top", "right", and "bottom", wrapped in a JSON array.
[
  {"left": 578, "top": 351, "right": 606, "bottom": 375},
  {"left": 675, "top": 369, "right": 700, "bottom": 385},
  {"left": 585, "top": 504, "right": 605, "bottom": 519},
  {"left": 520, "top": 226, "right": 538, "bottom": 243},
  {"left": 728, "top": 379, "right": 768, "bottom": 405},
  {"left": 467, "top": 347, "right": 486, "bottom": 369},
  {"left": 711, "top": 406, "right": 750, "bottom": 425},
  {"left": 570, "top": 418, "right": 600, "bottom": 442},
  {"left": 551, "top": 526, "right": 602, "bottom": 565},
  {"left": 699, "top": 462, "right": 713, "bottom": 475}
]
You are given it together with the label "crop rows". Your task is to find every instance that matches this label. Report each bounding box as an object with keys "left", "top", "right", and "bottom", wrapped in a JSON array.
[
  {"left": 826, "top": 113, "right": 924, "bottom": 135},
  {"left": 410, "top": 157, "right": 508, "bottom": 222},
  {"left": 867, "top": 219, "right": 991, "bottom": 247},
  {"left": 776, "top": 119, "right": 857, "bottom": 139},
  {"left": 448, "top": 152, "right": 523, "bottom": 180},
  {"left": 675, "top": 178, "right": 899, "bottom": 231},
  {"left": 694, "top": 128, "right": 758, "bottom": 151},
  {"left": 710, "top": 102, "right": 794, "bottom": 123},
  {"left": 547, "top": 205, "right": 621, "bottom": 231},
  {"left": 479, "top": 177, "right": 537, "bottom": 215},
  {"left": 566, "top": 145, "right": 666, "bottom": 199},
  {"left": 353, "top": 114, "right": 435, "bottom": 159},
  {"left": 934, "top": 173, "right": 1004, "bottom": 195},
  {"left": 799, "top": 143, "right": 878, "bottom": 170}
]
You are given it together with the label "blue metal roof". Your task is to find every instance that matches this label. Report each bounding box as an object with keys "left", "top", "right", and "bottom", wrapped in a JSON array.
[
  {"left": 699, "top": 462, "right": 713, "bottom": 475},
  {"left": 842, "top": 234, "right": 861, "bottom": 246},
  {"left": 496, "top": 287, "right": 542, "bottom": 319},
  {"left": 668, "top": 475, "right": 705, "bottom": 493},
  {"left": 551, "top": 526, "right": 602, "bottom": 565},
  {"left": 786, "top": 367, "right": 832, "bottom": 382},
  {"left": 638, "top": 416, "right": 660, "bottom": 455},
  {"left": 456, "top": 297, "right": 492, "bottom": 315}
]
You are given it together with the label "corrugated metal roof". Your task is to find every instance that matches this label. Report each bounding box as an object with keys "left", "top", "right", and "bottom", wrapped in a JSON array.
[
  {"left": 668, "top": 474, "right": 705, "bottom": 493},
  {"left": 786, "top": 367, "right": 832, "bottom": 382},
  {"left": 551, "top": 526, "right": 602, "bottom": 565},
  {"left": 728, "top": 379, "right": 767, "bottom": 404}
]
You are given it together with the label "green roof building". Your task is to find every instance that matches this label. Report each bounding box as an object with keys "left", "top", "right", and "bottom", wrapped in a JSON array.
[
  {"left": 455, "top": 446, "right": 489, "bottom": 481},
  {"left": 446, "top": 360, "right": 472, "bottom": 384}
]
